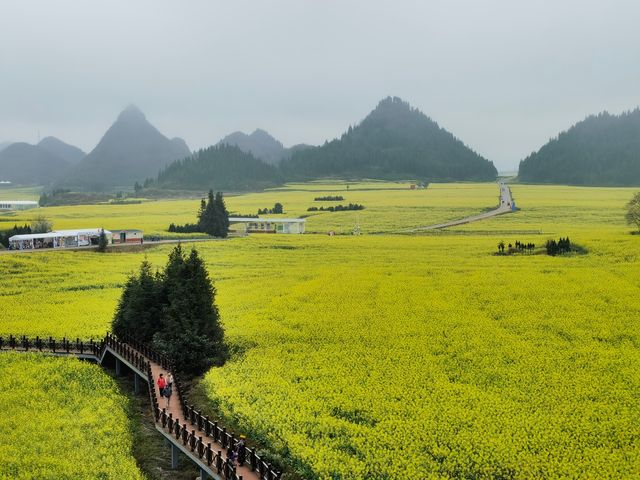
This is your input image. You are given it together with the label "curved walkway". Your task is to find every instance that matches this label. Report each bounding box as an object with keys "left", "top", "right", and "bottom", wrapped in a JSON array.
[
  {"left": 404, "top": 181, "right": 515, "bottom": 232},
  {"left": 0, "top": 334, "right": 279, "bottom": 480}
]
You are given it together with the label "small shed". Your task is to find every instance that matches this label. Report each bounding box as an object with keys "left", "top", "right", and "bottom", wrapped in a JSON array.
[{"left": 111, "top": 229, "right": 144, "bottom": 244}]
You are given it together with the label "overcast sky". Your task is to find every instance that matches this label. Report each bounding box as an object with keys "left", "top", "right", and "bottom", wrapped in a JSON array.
[{"left": 1, "top": 0, "right": 639, "bottom": 170}]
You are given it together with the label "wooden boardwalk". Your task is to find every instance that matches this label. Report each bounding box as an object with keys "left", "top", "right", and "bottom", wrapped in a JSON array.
[{"left": 0, "top": 334, "right": 279, "bottom": 480}]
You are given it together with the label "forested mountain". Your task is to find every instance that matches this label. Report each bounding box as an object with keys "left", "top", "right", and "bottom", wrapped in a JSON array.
[
  {"left": 280, "top": 97, "right": 497, "bottom": 181},
  {"left": 155, "top": 144, "right": 281, "bottom": 191},
  {"left": 38, "top": 136, "right": 86, "bottom": 165},
  {"left": 59, "top": 105, "right": 191, "bottom": 190},
  {"left": 0, "top": 142, "right": 70, "bottom": 184},
  {"left": 218, "top": 129, "right": 286, "bottom": 165},
  {"left": 518, "top": 109, "right": 640, "bottom": 185}
]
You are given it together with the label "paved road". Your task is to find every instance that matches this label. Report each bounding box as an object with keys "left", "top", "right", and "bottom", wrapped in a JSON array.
[{"left": 406, "top": 181, "right": 515, "bottom": 232}]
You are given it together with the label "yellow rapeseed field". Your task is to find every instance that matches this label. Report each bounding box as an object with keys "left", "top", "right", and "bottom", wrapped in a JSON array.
[
  {"left": 1, "top": 182, "right": 639, "bottom": 478},
  {"left": 0, "top": 353, "right": 144, "bottom": 479}
]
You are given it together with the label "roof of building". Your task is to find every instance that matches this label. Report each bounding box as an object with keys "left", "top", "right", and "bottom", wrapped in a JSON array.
[
  {"left": 0, "top": 200, "right": 39, "bottom": 205},
  {"left": 228, "top": 217, "right": 305, "bottom": 223},
  {"left": 111, "top": 229, "right": 143, "bottom": 232},
  {"left": 9, "top": 228, "right": 112, "bottom": 242}
]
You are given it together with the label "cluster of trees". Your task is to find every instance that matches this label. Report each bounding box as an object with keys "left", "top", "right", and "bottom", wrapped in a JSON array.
[
  {"left": 112, "top": 245, "right": 226, "bottom": 375},
  {"left": 546, "top": 237, "right": 573, "bottom": 256},
  {"left": 314, "top": 195, "right": 344, "bottom": 201},
  {"left": 0, "top": 224, "right": 31, "bottom": 248},
  {"left": 307, "top": 203, "right": 365, "bottom": 212},
  {"left": 626, "top": 192, "right": 640, "bottom": 232},
  {"left": 257, "top": 203, "right": 283, "bottom": 215},
  {"left": 168, "top": 190, "right": 229, "bottom": 238},
  {"left": 519, "top": 109, "right": 640, "bottom": 186},
  {"left": 497, "top": 240, "right": 536, "bottom": 254},
  {"left": 280, "top": 97, "right": 497, "bottom": 181}
]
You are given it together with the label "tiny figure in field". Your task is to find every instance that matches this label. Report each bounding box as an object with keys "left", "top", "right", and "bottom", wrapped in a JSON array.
[
  {"left": 163, "top": 384, "right": 172, "bottom": 407},
  {"left": 157, "top": 373, "right": 166, "bottom": 397}
]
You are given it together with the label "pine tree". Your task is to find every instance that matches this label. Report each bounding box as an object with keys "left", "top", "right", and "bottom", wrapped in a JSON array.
[
  {"left": 153, "top": 246, "right": 226, "bottom": 374},
  {"left": 112, "top": 260, "right": 164, "bottom": 342},
  {"left": 97, "top": 228, "right": 108, "bottom": 252},
  {"left": 213, "top": 191, "right": 229, "bottom": 237}
]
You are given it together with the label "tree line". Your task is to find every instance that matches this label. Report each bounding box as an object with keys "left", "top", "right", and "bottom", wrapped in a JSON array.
[{"left": 307, "top": 203, "right": 365, "bottom": 212}]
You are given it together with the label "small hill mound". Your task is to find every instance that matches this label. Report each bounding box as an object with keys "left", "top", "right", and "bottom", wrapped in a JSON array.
[
  {"left": 0, "top": 142, "right": 70, "bottom": 185},
  {"left": 155, "top": 144, "right": 281, "bottom": 191},
  {"left": 60, "top": 105, "right": 191, "bottom": 190},
  {"left": 518, "top": 109, "right": 640, "bottom": 185},
  {"left": 280, "top": 96, "right": 497, "bottom": 181},
  {"left": 38, "top": 136, "right": 86, "bottom": 165}
]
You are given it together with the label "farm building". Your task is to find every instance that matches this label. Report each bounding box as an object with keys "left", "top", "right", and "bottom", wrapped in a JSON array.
[
  {"left": 111, "top": 229, "right": 144, "bottom": 244},
  {"left": 228, "top": 217, "right": 306, "bottom": 234},
  {"left": 0, "top": 200, "right": 38, "bottom": 211},
  {"left": 8, "top": 228, "right": 112, "bottom": 250}
]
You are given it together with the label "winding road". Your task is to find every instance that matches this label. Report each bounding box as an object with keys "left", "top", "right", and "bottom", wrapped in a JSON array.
[{"left": 406, "top": 181, "right": 515, "bottom": 232}]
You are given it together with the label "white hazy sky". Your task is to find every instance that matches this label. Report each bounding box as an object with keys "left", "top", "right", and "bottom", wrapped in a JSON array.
[{"left": 1, "top": 0, "right": 639, "bottom": 170}]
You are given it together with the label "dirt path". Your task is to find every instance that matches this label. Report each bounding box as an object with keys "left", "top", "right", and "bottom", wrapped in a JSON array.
[{"left": 404, "top": 181, "right": 515, "bottom": 232}]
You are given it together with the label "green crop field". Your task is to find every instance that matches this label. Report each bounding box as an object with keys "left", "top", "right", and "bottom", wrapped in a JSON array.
[
  {"left": 0, "top": 353, "right": 143, "bottom": 479},
  {"left": 1, "top": 182, "right": 639, "bottom": 478}
]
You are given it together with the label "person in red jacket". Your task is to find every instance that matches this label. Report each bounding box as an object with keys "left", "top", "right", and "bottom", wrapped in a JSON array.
[{"left": 157, "top": 373, "right": 166, "bottom": 397}]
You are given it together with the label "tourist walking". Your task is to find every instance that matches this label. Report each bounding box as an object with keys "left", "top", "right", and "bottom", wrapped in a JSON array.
[
  {"left": 163, "top": 383, "right": 172, "bottom": 407},
  {"left": 157, "top": 373, "right": 166, "bottom": 397},
  {"left": 167, "top": 372, "right": 174, "bottom": 388}
]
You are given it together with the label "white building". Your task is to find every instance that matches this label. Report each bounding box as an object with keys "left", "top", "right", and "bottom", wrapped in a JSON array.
[
  {"left": 0, "top": 200, "right": 38, "bottom": 211},
  {"left": 111, "top": 229, "right": 144, "bottom": 244},
  {"left": 228, "top": 217, "right": 306, "bottom": 234},
  {"left": 8, "top": 228, "right": 112, "bottom": 250}
]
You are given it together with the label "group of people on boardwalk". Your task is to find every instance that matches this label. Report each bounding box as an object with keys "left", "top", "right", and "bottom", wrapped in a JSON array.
[
  {"left": 155, "top": 370, "right": 247, "bottom": 467},
  {"left": 156, "top": 372, "right": 173, "bottom": 407}
]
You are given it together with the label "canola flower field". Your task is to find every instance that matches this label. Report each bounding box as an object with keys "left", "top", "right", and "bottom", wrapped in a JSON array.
[
  {"left": 0, "top": 181, "right": 498, "bottom": 235},
  {"left": 0, "top": 182, "right": 639, "bottom": 478},
  {"left": 0, "top": 353, "right": 144, "bottom": 480}
]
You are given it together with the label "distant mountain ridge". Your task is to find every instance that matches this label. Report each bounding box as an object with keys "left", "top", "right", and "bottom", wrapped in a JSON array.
[
  {"left": 0, "top": 142, "right": 71, "bottom": 184},
  {"left": 38, "top": 136, "right": 86, "bottom": 165},
  {"left": 218, "top": 129, "right": 285, "bottom": 165},
  {"left": 59, "top": 105, "right": 191, "bottom": 190},
  {"left": 280, "top": 96, "right": 497, "bottom": 181},
  {"left": 518, "top": 109, "right": 640, "bottom": 185},
  {"left": 217, "top": 128, "right": 312, "bottom": 165}
]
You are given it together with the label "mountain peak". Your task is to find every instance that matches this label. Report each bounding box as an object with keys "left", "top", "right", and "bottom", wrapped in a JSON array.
[{"left": 117, "top": 104, "right": 147, "bottom": 123}]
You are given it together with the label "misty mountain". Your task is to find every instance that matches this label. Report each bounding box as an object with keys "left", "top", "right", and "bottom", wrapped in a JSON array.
[
  {"left": 0, "top": 142, "right": 70, "bottom": 184},
  {"left": 60, "top": 105, "right": 191, "bottom": 190},
  {"left": 280, "top": 97, "right": 497, "bottom": 181},
  {"left": 38, "top": 136, "right": 85, "bottom": 165},
  {"left": 0, "top": 141, "right": 12, "bottom": 152},
  {"left": 518, "top": 109, "right": 640, "bottom": 185},
  {"left": 218, "top": 129, "right": 286, "bottom": 165},
  {"left": 155, "top": 144, "right": 281, "bottom": 191}
]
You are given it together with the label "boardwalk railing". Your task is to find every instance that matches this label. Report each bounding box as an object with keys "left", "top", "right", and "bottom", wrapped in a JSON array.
[{"left": 1, "top": 333, "right": 282, "bottom": 480}]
